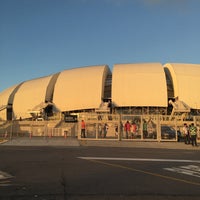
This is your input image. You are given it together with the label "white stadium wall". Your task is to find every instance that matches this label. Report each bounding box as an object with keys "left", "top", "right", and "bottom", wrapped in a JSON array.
[
  {"left": 0, "top": 85, "right": 18, "bottom": 120},
  {"left": 13, "top": 75, "right": 53, "bottom": 119},
  {"left": 1, "top": 63, "right": 200, "bottom": 121},
  {"left": 53, "top": 65, "right": 110, "bottom": 111},
  {"left": 164, "top": 63, "right": 200, "bottom": 109},
  {"left": 112, "top": 63, "right": 168, "bottom": 107}
]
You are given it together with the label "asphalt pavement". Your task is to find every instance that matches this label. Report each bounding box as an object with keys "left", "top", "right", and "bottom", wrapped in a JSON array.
[{"left": 0, "top": 143, "right": 199, "bottom": 200}]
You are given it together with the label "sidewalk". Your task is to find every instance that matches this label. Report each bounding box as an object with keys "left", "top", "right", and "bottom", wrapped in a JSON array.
[
  {"left": 0, "top": 137, "right": 199, "bottom": 150},
  {"left": 0, "top": 137, "right": 80, "bottom": 147},
  {"left": 79, "top": 140, "right": 200, "bottom": 150}
]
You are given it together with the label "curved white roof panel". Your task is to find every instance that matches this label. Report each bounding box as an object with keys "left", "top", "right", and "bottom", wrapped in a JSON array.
[
  {"left": 112, "top": 63, "right": 168, "bottom": 107},
  {"left": 164, "top": 63, "right": 200, "bottom": 109},
  {"left": 53, "top": 65, "right": 110, "bottom": 111},
  {"left": 0, "top": 85, "right": 18, "bottom": 106},
  {"left": 13, "top": 76, "right": 52, "bottom": 119},
  {"left": 0, "top": 85, "right": 18, "bottom": 120}
]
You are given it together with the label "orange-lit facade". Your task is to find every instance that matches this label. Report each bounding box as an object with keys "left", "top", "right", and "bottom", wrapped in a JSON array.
[{"left": 1, "top": 63, "right": 200, "bottom": 121}]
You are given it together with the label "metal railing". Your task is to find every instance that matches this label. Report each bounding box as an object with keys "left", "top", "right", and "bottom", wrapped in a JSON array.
[
  {"left": 0, "top": 120, "right": 77, "bottom": 140},
  {"left": 78, "top": 113, "right": 200, "bottom": 142},
  {"left": 1, "top": 113, "right": 200, "bottom": 143}
]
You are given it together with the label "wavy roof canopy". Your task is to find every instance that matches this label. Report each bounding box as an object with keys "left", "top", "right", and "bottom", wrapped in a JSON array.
[
  {"left": 0, "top": 85, "right": 17, "bottom": 106},
  {"left": 13, "top": 76, "right": 52, "bottom": 119},
  {"left": 0, "top": 85, "right": 18, "bottom": 120},
  {"left": 2, "top": 63, "right": 200, "bottom": 120},
  {"left": 53, "top": 65, "right": 110, "bottom": 111},
  {"left": 112, "top": 63, "right": 168, "bottom": 107},
  {"left": 164, "top": 63, "right": 200, "bottom": 109}
]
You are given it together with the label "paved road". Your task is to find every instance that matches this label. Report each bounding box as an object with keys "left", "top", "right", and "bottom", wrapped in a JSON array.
[{"left": 0, "top": 145, "right": 200, "bottom": 200}]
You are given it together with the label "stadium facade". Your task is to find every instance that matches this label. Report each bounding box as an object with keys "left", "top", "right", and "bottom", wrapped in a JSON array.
[{"left": 1, "top": 63, "right": 200, "bottom": 121}]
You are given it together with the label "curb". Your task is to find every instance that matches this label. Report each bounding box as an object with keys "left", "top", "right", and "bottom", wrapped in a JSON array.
[{"left": 0, "top": 139, "right": 8, "bottom": 144}]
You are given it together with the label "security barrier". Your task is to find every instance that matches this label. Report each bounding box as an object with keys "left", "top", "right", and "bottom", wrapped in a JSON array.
[
  {"left": 1, "top": 114, "right": 200, "bottom": 143},
  {"left": 78, "top": 113, "right": 200, "bottom": 142},
  {"left": 0, "top": 120, "right": 76, "bottom": 139}
]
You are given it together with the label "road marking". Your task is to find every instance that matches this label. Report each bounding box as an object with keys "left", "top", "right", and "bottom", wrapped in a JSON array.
[
  {"left": 0, "top": 180, "right": 12, "bottom": 186},
  {"left": 78, "top": 157, "right": 200, "bottom": 163},
  {"left": 0, "top": 171, "right": 13, "bottom": 179},
  {"left": 164, "top": 165, "right": 200, "bottom": 178},
  {"left": 78, "top": 157, "right": 200, "bottom": 186},
  {"left": 0, "top": 170, "right": 13, "bottom": 187}
]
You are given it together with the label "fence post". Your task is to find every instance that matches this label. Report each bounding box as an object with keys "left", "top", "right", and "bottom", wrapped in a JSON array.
[
  {"left": 4, "top": 130, "right": 8, "bottom": 138},
  {"left": 49, "top": 131, "right": 52, "bottom": 138},
  {"left": 141, "top": 115, "right": 143, "bottom": 140},
  {"left": 157, "top": 115, "right": 161, "bottom": 142},
  {"left": 95, "top": 123, "right": 98, "bottom": 139},
  {"left": 118, "top": 114, "right": 122, "bottom": 141},
  {"left": 10, "top": 121, "right": 13, "bottom": 140},
  {"left": 30, "top": 122, "right": 33, "bottom": 139},
  {"left": 64, "top": 130, "right": 67, "bottom": 139}
]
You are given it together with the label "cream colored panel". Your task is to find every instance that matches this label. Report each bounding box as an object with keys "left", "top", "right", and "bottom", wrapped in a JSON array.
[
  {"left": 0, "top": 85, "right": 18, "bottom": 120},
  {"left": 0, "top": 110, "right": 6, "bottom": 121},
  {"left": 0, "top": 85, "right": 17, "bottom": 106},
  {"left": 165, "top": 63, "right": 200, "bottom": 109},
  {"left": 53, "top": 65, "right": 109, "bottom": 111},
  {"left": 112, "top": 63, "right": 168, "bottom": 107},
  {"left": 13, "top": 76, "right": 52, "bottom": 119}
]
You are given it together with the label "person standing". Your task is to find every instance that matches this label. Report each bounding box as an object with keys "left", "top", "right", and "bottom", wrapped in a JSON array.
[
  {"left": 182, "top": 123, "right": 190, "bottom": 144},
  {"left": 103, "top": 123, "right": 109, "bottom": 138},
  {"left": 143, "top": 120, "right": 148, "bottom": 138},
  {"left": 131, "top": 122, "right": 137, "bottom": 139},
  {"left": 189, "top": 123, "right": 197, "bottom": 146},
  {"left": 124, "top": 121, "right": 131, "bottom": 139},
  {"left": 81, "top": 120, "right": 86, "bottom": 138},
  {"left": 115, "top": 124, "right": 118, "bottom": 137},
  {"left": 98, "top": 123, "right": 103, "bottom": 138}
]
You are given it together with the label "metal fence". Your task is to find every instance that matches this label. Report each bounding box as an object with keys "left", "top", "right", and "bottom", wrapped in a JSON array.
[
  {"left": 0, "top": 120, "right": 77, "bottom": 140},
  {"left": 1, "top": 113, "right": 200, "bottom": 143},
  {"left": 78, "top": 113, "right": 200, "bottom": 142}
]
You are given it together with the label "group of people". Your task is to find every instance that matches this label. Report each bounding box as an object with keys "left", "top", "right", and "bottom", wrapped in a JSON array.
[
  {"left": 98, "top": 123, "right": 109, "bottom": 138},
  {"left": 182, "top": 123, "right": 198, "bottom": 146},
  {"left": 81, "top": 119, "right": 198, "bottom": 146},
  {"left": 124, "top": 120, "right": 157, "bottom": 139},
  {"left": 124, "top": 121, "right": 138, "bottom": 139}
]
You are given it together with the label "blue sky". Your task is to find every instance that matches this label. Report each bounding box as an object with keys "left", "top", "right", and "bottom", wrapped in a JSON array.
[{"left": 1, "top": 0, "right": 200, "bottom": 92}]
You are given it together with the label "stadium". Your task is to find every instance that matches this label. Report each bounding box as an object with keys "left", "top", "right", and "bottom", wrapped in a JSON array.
[{"left": 0, "top": 63, "right": 200, "bottom": 142}]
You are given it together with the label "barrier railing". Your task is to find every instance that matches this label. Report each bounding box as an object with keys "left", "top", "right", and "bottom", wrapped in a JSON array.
[
  {"left": 1, "top": 114, "right": 200, "bottom": 142},
  {"left": 78, "top": 114, "right": 200, "bottom": 142},
  {"left": 0, "top": 120, "right": 76, "bottom": 140}
]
